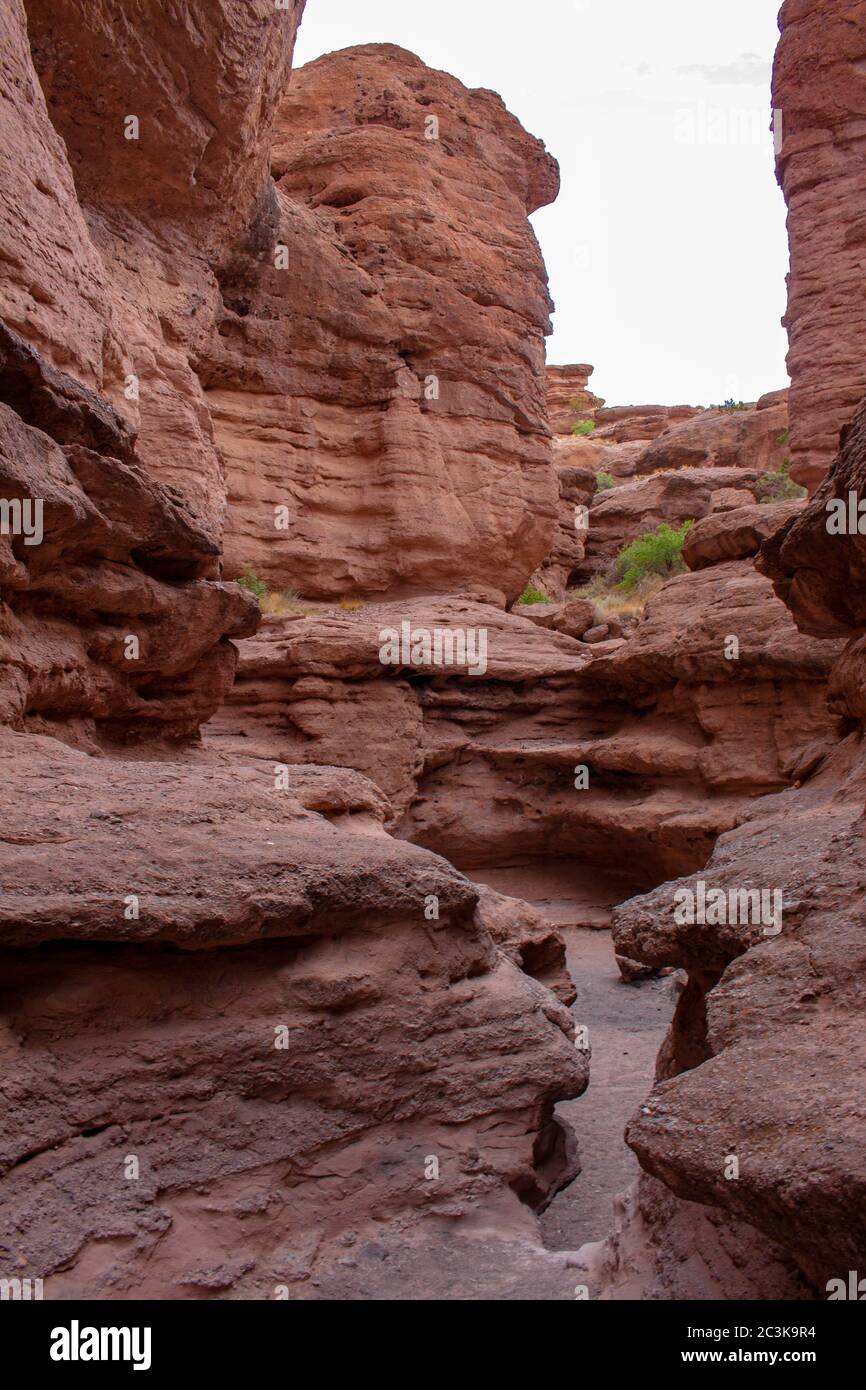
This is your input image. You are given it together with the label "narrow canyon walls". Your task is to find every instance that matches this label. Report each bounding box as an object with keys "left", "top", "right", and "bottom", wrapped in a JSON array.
[{"left": 0, "top": 4, "right": 586, "bottom": 1298}]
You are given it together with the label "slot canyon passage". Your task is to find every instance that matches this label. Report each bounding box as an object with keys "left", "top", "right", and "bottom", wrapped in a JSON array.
[{"left": 0, "top": 0, "right": 865, "bottom": 1304}]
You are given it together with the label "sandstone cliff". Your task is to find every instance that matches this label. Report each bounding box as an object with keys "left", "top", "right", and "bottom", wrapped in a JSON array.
[{"left": 774, "top": 0, "right": 866, "bottom": 491}]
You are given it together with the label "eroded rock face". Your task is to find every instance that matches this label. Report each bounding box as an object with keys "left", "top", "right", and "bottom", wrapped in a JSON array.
[
  {"left": 7, "top": 6, "right": 558, "bottom": 599},
  {"left": 774, "top": 1, "right": 866, "bottom": 491},
  {"left": 760, "top": 395, "right": 866, "bottom": 635},
  {"left": 610, "top": 735, "right": 866, "bottom": 1290},
  {"left": 593, "top": 403, "right": 703, "bottom": 445},
  {"left": 576, "top": 466, "right": 768, "bottom": 584},
  {"left": 577, "top": 1173, "right": 812, "bottom": 1301},
  {"left": 530, "top": 443, "right": 597, "bottom": 599},
  {"left": 683, "top": 499, "right": 804, "bottom": 571},
  {"left": 590, "top": 401, "right": 866, "bottom": 1296},
  {"left": 0, "top": 728, "right": 585, "bottom": 1296},
  {"left": 633, "top": 394, "right": 788, "bottom": 478},
  {"left": 0, "top": 9, "right": 592, "bottom": 1301},
  {"left": 209, "top": 44, "right": 560, "bottom": 600},
  {"left": 6, "top": 0, "right": 308, "bottom": 539},
  {"left": 0, "top": 324, "right": 256, "bottom": 744},
  {"left": 217, "top": 520, "right": 842, "bottom": 891},
  {"left": 546, "top": 363, "right": 603, "bottom": 435}
]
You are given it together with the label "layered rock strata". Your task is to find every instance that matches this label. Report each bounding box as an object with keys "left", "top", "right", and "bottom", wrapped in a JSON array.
[
  {"left": 0, "top": 727, "right": 584, "bottom": 1297},
  {"left": 218, "top": 503, "right": 842, "bottom": 893},
  {"left": 633, "top": 392, "right": 788, "bottom": 479},
  {"left": 0, "top": 321, "right": 256, "bottom": 744},
  {"left": 209, "top": 42, "right": 561, "bottom": 599},
  {"left": 7, "top": 3, "right": 561, "bottom": 600},
  {"left": 546, "top": 363, "right": 603, "bottom": 435}
]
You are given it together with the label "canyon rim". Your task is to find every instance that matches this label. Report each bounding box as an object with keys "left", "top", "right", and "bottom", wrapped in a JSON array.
[{"left": 0, "top": 0, "right": 864, "bottom": 1346}]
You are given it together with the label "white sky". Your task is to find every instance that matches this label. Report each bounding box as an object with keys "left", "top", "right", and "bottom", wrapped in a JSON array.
[{"left": 294, "top": 0, "right": 788, "bottom": 408}]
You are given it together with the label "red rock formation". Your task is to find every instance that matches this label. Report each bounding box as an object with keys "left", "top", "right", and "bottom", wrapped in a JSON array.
[
  {"left": 0, "top": 322, "right": 256, "bottom": 743},
  {"left": 208, "top": 44, "right": 560, "bottom": 600},
  {"left": 217, "top": 516, "right": 842, "bottom": 892},
  {"left": 683, "top": 498, "right": 804, "bottom": 571},
  {"left": 0, "top": 5, "right": 587, "bottom": 1300},
  {"left": 588, "top": 404, "right": 866, "bottom": 1296},
  {"left": 7, "top": 8, "right": 559, "bottom": 602},
  {"left": 774, "top": 0, "right": 866, "bottom": 491},
  {"left": 530, "top": 448, "right": 597, "bottom": 599},
  {"left": 760, "top": 394, "right": 866, "bottom": 635},
  {"left": 546, "top": 363, "right": 603, "bottom": 435},
  {"left": 8, "top": 0, "right": 308, "bottom": 538},
  {"left": 593, "top": 403, "right": 703, "bottom": 444},
  {"left": 575, "top": 465, "right": 769, "bottom": 583},
  {"left": 4, "top": 0, "right": 862, "bottom": 1308},
  {"left": 633, "top": 393, "right": 788, "bottom": 477},
  {"left": 0, "top": 728, "right": 584, "bottom": 1296},
  {"left": 577, "top": 1172, "right": 812, "bottom": 1300},
  {"left": 611, "top": 730, "right": 866, "bottom": 1290}
]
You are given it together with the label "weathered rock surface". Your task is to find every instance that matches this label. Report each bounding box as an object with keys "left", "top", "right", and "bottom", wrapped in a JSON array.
[
  {"left": 10, "top": 0, "right": 308, "bottom": 538},
  {"left": 0, "top": 9, "right": 590, "bottom": 1302},
  {"left": 209, "top": 43, "right": 560, "bottom": 600},
  {"left": 545, "top": 363, "right": 602, "bottom": 435},
  {"left": 774, "top": 0, "right": 866, "bottom": 491},
  {"left": 530, "top": 442, "right": 597, "bottom": 599},
  {"left": 0, "top": 323, "right": 256, "bottom": 744},
  {"left": 0, "top": 728, "right": 585, "bottom": 1296},
  {"left": 576, "top": 465, "right": 768, "bottom": 583},
  {"left": 593, "top": 403, "right": 703, "bottom": 444},
  {"left": 4, "top": 0, "right": 863, "bottom": 1308},
  {"left": 610, "top": 733, "right": 866, "bottom": 1290},
  {"left": 577, "top": 1173, "right": 813, "bottom": 1301},
  {"left": 760, "top": 394, "right": 866, "bottom": 635},
  {"left": 634, "top": 393, "right": 788, "bottom": 478},
  {"left": 683, "top": 499, "right": 804, "bottom": 571},
  {"left": 217, "top": 527, "right": 842, "bottom": 891},
  {"left": 591, "top": 389, "right": 866, "bottom": 1295},
  {"left": 210, "top": 597, "right": 592, "bottom": 837},
  {"left": 4, "top": 4, "right": 560, "bottom": 598}
]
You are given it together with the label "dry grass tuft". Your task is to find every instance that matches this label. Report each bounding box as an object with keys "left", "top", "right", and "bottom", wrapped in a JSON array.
[{"left": 567, "top": 572, "right": 666, "bottom": 625}]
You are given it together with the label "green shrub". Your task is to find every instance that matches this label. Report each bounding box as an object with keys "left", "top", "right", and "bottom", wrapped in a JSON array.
[
  {"left": 776, "top": 428, "right": 790, "bottom": 447},
  {"left": 596, "top": 471, "right": 616, "bottom": 491},
  {"left": 571, "top": 419, "right": 596, "bottom": 436},
  {"left": 237, "top": 569, "right": 268, "bottom": 599},
  {"left": 613, "top": 520, "right": 694, "bottom": 591},
  {"left": 711, "top": 399, "right": 749, "bottom": 412},
  {"left": 516, "top": 584, "right": 549, "bottom": 606},
  {"left": 757, "top": 457, "right": 806, "bottom": 504}
]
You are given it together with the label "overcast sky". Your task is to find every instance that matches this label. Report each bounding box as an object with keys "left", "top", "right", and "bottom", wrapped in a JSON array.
[{"left": 294, "top": 0, "right": 788, "bottom": 408}]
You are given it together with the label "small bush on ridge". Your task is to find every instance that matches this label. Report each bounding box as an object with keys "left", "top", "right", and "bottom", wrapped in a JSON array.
[
  {"left": 614, "top": 520, "right": 694, "bottom": 591},
  {"left": 516, "top": 584, "right": 549, "bottom": 606}
]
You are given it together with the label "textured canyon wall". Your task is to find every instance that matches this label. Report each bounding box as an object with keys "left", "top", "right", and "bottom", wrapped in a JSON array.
[
  {"left": 0, "top": 730, "right": 584, "bottom": 1298},
  {"left": 10, "top": 0, "right": 307, "bottom": 537},
  {"left": 209, "top": 44, "right": 559, "bottom": 600},
  {"left": 12, "top": 6, "right": 559, "bottom": 601},
  {"left": 774, "top": 0, "right": 866, "bottom": 492},
  {"left": 0, "top": 5, "right": 587, "bottom": 1298},
  {"left": 216, "top": 499, "right": 841, "bottom": 894},
  {"left": 584, "top": 412, "right": 866, "bottom": 1297},
  {"left": 0, "top": 323, "right": 256, "bottom": 745}
]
